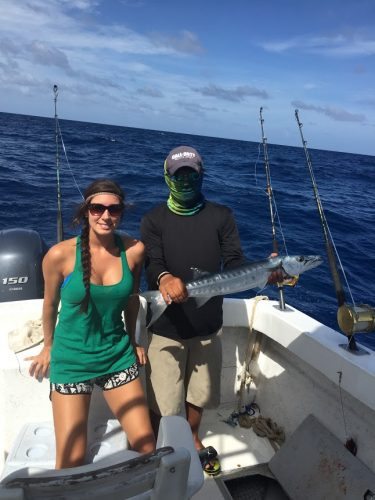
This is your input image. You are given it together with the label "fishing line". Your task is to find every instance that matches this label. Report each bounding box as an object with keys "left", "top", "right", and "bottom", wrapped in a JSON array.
[
  {"left": 337, "top": 371, "right": 349, "bottom": 438},
  {"left": 295, "top": 109, "right": 375, "bottom": 347},
  {"left": 327, "top": 225, "right": 356, "bottom": 307},
  {"left": 294, "top": 109, "right": 355, "bottom": 307},
  {"left": 336, "top": 370, "right": 357, "bottom": 455},
  {"left": 14, "top": 352, "right": 29, "bottom": 379},
  {"left": 253, "top": 141, "right": 262, "bottom": 187},
  {"left": 272, "top": 197, "right": 288, "bottom": 256},
  {"left": 259, "top": 108, "right": 278, "bottom": 255},
  {"left": 53, "top": 85, "right": 84, "bottom": 202},
  {"left": 54, "top": 85, "right": 64, "bottom": 242},
  {"left": 252, "top": 142, "right": 288, "bottom": 255},
  {"left": 258, "top": 107, "right": 294, "bottom": 309},
  {"left": 56, "top": 119, "right": 84, "bottom": 200}
]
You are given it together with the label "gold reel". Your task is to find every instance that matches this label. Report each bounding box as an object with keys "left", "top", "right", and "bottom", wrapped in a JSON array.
[{"left": 337, "top": 304, "right": 375, "bottom": 336}]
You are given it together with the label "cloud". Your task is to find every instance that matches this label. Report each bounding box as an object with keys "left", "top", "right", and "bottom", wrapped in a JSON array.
[
  {"left": 356, "top": 97, "right": 375, "bottom": 108},
  {"left": 260, "top": 34, "right": 375, "bottom": 57},
  {"left": 151, "top": 30, "right": 203, "bottom": 55},
  {"left": 175, "top": 100, "right": 218, "bottom": 116},
  {"left": 0, "top": 38, "right": 20, "bottom": 57},
  {"left": 60, "top": 0, "right": 99, "bottom": 10},
  {"left": 0, "top": 1, "right": 203, "bottom": 59},
  {"left": 0, "top": 0, "right": 205, "bottom": 106},
  {"left": 137, "top": 87, "right": 164, "bottom": 98},
  {"left": 303, "top": 83, "right": 319, "bottom": 90},
  {"left": 291, "top": 100, "right": 366, "bottom": 123},
  {"left": 0, "top": 37, "right": 74, "bottom": 74},
  {"left": 193, "top": 83, "right": 269, "bottom": 102},
  {"left": 30, "top": 41, "right": 74, "bottom": 74}
]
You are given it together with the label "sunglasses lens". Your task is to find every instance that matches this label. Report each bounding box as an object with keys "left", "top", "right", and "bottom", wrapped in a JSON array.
[
  {"left": 173, "top": 172, "right": 200, "bottom": 183},
  {"left": 88, "top": 204, "right": 123, "bottom": 216},
  {"left": 108, "top": 205, "right": 123, "bottom": 216},
  {"left": 88, "top": 204, "right": 104, "bottom": 216}
]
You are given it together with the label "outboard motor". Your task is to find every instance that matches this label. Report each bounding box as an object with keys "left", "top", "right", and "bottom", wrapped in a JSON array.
[{"left": 0, "top": 228, "right": 48, "bottom": 303}]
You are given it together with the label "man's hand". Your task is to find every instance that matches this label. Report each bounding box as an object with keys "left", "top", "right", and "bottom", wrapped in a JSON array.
[{"left": 159, "top": 274, "right": 188, "bottom": 304}]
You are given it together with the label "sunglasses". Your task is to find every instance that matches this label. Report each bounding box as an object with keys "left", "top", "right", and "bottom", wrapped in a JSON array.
[
  {"left": 170, "top": 171, "right": 201, "bottom": 183},
  {"left": 88, "top": 203, "right": 123, "bottom": 217}
]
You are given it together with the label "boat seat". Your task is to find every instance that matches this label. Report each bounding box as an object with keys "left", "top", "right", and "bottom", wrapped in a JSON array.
[
  {"left": 0, "top": 415, "right": 204, "bottom": 500},
  {"left": 1, "top": 418, "right": 128, "bottom": 477}
]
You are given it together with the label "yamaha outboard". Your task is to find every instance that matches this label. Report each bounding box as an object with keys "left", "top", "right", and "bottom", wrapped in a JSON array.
[{"left": 0, "top": 228, "right": 48, "bottom": 303}]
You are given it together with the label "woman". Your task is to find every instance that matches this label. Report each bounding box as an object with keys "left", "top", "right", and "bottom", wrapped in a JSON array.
[{"left": 27, "top": 178, "right": 155, "bottom": 469}]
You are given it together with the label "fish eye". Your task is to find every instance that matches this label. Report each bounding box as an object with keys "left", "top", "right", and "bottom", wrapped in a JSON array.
[{"left": 297, "top": 256, "right": 303, "bottom": 262}]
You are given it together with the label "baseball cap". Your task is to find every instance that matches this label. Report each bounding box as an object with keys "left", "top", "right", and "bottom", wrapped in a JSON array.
[{"left": 165, "top": 146, "right": 203, "bottom": 175}]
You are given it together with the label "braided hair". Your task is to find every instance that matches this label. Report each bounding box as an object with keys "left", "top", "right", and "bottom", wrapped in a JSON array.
[{"left": 73, "top": 179, "right": 125, "bottom": 313}]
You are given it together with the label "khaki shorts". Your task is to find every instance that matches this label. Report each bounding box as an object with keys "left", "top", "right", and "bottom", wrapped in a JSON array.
[{"left": 146, "top": 330, "right": 222, "bottom": 416}]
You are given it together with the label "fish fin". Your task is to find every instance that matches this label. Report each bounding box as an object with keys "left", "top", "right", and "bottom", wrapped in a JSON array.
[
  {"left": 255, "top": 275, "right": 269, "bottom": 290},
  {"left": 146, "top": 295, "right": 168, "bottom": 328},
  {"left": 194, "top": 297, "right": 211, "bottom": 308},
  {"left": 140, "top": 291, "right": 155, "bottom": 302},
  {"left": 190, "top": 267, "right": 210, "bottom": 280}
]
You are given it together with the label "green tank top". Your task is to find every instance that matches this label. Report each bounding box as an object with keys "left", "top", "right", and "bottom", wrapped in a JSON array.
[{"left": 50, "top": 235, "right": 136, "bottom": 383}]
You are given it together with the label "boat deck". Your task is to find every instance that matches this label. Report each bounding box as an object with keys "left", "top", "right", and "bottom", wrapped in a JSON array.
[
  {"left": 200, "top": 404, "right": 276, "bottom": 473},
  {"left": 194, "top": 403, "right": 280, "bottom": 499}
]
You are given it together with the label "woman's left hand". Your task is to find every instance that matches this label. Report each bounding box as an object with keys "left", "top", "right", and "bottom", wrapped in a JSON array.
[{"left": 135, "top": 344, "right": 147, "bottom": 365}]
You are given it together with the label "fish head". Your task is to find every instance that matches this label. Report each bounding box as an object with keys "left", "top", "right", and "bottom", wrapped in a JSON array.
[{"left": 281, "top": 255, "right": 323, "bottom": 277}]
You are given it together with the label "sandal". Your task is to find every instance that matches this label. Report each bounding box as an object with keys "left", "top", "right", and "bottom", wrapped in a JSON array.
[{"left": 198, "top": 446, "right": 221, "bottom": 476}]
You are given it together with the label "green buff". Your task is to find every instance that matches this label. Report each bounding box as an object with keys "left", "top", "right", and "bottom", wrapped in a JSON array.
[{"left": 164, "top": 161, "right": 204, "bottom": 216}]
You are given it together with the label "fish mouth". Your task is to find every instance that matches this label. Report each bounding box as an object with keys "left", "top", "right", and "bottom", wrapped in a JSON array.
[{"left": 306, "top": 255, "right": 323, "bottom": 269}]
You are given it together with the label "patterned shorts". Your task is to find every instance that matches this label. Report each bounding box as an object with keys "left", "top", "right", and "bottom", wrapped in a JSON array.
[{"left": 50, "top": 363, "right": 139, "bottom": 395}]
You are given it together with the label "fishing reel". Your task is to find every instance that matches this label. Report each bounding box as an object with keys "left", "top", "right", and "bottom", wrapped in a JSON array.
[{"left": 337, "top": 304, "right": 375, "bottom": 336}]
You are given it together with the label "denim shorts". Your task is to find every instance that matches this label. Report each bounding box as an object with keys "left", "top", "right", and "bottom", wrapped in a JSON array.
[{"left": 50, "top": 363, "right": 139, "bottom": 396}]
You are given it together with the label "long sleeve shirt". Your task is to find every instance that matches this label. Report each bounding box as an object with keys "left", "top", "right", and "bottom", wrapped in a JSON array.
[{"left": 140, "top": 201, "right": 245, "bottom": 340}]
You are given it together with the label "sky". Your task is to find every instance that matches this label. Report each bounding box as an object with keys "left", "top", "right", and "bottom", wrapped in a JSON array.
[{"left": 0, "top": 0, "right": 374, "bottom": 155}]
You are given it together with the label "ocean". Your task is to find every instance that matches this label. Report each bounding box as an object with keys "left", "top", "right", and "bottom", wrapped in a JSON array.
[{"left": 0, "top": 111, "right": 374, "bottom": 350}]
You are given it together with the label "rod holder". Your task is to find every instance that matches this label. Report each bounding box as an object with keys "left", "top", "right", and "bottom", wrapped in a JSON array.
[{"left": 278, "top": 285, "right": 286, "bottom": 310}]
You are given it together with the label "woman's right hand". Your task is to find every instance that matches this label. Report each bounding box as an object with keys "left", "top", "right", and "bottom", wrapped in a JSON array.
[{"left": 25, "top": 346, "right": 51, "bottom": 380}]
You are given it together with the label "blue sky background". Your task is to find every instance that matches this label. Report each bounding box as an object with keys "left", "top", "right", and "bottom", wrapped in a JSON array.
[{"left": 0, "top": 0, "right": 374, "bottom": 155}]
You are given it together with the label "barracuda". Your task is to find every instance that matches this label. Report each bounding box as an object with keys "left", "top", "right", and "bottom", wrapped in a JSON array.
[{"left": 141, "top": 255, "right": 322, "bottom": 327}]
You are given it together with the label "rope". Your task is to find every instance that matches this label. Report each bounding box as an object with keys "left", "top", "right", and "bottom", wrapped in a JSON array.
[
  {"left": 235, "top": 296, "right": 286, "bottom": 450},
  {"left": 239, "top": 415, "right": 285, "bottom": 450},
  {"left": 237, "top": 295, "right": 269, "bottom": 411}
]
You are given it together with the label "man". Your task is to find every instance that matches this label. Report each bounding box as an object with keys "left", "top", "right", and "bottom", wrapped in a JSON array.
[{"left": 140, "top": 145, "right": 245, "bottom": 476}]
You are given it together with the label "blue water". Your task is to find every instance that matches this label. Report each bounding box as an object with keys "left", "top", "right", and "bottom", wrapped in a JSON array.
[{"left": 0, "top": 111, "right": 374, "bottom": 349}]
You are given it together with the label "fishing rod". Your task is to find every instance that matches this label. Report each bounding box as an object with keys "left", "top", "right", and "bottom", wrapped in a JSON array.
[
  {"left": 295, "top": 109, "right": 375, "bottom": 352},
  {"left": 259, "top": 108, "right": 278, "bottom": 255},
  {"left": 54, "top": 85, "right": 64, "bottom": 243},
  {"left": 259, "top": 107, "right": 285, "bottom": 310}
]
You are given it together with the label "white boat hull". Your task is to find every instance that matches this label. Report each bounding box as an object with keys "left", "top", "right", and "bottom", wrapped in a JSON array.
[{"left": 1, "top": 296, "right": 375, "bottom": 498}]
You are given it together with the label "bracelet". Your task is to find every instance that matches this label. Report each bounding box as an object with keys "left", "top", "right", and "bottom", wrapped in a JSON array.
[{"left": 157, "top": 271, "right": 171, "bottom": 287}]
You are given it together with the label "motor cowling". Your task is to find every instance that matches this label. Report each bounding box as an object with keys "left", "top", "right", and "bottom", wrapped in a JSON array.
[{"left": 0, "top": 228, "right": 48, "bottom": 303}]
